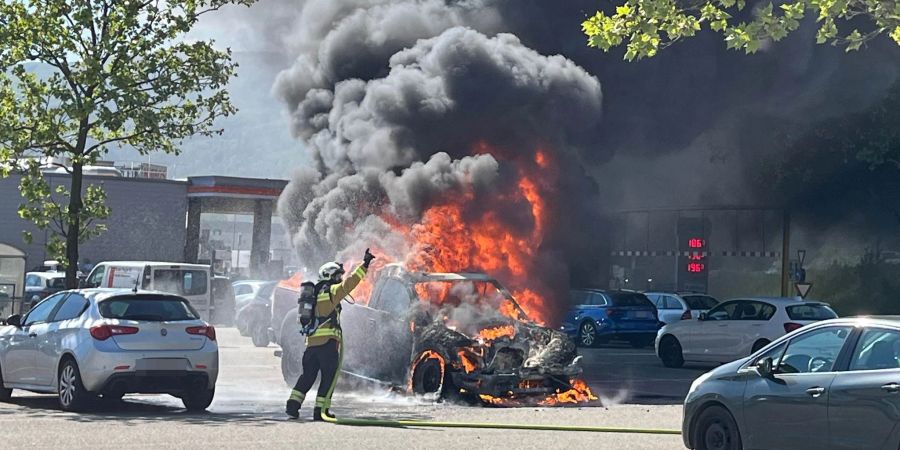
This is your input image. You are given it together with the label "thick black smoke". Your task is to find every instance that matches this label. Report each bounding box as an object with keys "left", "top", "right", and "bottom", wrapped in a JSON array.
[
  {"left": 267, "top": 0, "right": 900, "bottom": 304},
  {"left": 275, "top": 21, "right": 604, "bottom": 323}
]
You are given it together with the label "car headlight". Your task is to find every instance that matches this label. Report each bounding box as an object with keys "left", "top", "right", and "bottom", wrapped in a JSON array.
[{"left": 31, "top": 294, "right": 40, "bottom": 301}]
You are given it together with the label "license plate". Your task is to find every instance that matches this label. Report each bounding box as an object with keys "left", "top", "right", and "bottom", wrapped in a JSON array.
[
  {"left": 634, "top": 311, "right": 653, "bottom": 319},
  {"left": 135, "top": 358, "right": 188, "bottom": 371}
]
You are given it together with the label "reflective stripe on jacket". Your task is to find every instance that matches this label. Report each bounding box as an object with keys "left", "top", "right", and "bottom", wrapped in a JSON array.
[{"left": 307, "top": 265, "right": 366, "bottom": 347}]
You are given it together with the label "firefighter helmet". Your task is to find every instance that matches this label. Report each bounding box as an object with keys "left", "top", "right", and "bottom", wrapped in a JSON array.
[{"left": 318, "top": 262, "right": 345, "bottom": 281}]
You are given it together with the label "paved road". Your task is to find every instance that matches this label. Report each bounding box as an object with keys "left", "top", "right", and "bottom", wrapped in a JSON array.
[
  {"left": 579, "top": 343, "right": 712, "bottom": 404},
  {"left": 0, "top": 329, "right": 699, "bottom": 449}
]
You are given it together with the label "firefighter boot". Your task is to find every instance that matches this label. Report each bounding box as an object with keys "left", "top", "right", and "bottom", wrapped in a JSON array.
[
  {"left": 285, "top": 399, "right": 301, "bottom": 419},
  {"left": 313, "top": 407, "right": 335, "bottom": 421}
]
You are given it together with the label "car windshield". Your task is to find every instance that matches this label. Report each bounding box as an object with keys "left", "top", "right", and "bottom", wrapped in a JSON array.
[
  {"left": 99, "top": 295, "right": 200, "bottom": 321},
  {"left": 608, "top": 292, "right": 653, "bottom": 307},
  {"left": 786, "top": 304, "right": 838, "bottom": 321},
  {"left": 683, "top": 295, "right": 718, "bottom": 310}
]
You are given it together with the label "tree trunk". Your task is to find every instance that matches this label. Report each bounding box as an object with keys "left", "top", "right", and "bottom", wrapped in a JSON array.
[{"left": 65, "top": 161, "right": 83, "bottom": 289}]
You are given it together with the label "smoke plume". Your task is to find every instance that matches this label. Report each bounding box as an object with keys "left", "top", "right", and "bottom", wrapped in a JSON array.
[{"left": 266, "top": 0, "right": 900, "bottom": 321}]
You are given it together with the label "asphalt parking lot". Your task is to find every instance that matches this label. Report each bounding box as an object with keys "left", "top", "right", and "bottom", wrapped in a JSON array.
[{"left": 0, "top": 329, "right": 708, "bottom": 449}]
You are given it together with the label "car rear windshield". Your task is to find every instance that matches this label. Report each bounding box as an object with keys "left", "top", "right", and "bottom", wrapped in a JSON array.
[
  {"left": 99, "top": 295, "right": 200, "bottom": 321},
  {"left": 609, "top": 292, "right": 654, "bottom": 307},
  {"left": 683, "top": 295, "right": 719, "bottom": 310},
  {"left": 786, "top": 304, "right": 838, "bottom": 321}
]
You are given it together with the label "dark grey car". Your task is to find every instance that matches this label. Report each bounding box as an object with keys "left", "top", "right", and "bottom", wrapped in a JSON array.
[{"left": 683, "top": 317, "right": 900, "bottom": 450}]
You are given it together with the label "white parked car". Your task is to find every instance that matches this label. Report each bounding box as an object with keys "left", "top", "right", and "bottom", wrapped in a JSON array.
[
  {"left": 83, "top": 262, "right": 213, "bottom": 320},
  {"left": 644, "top": 292, "right": 719, "bottom": 324},
  {"left": 655, "top": 297, "right": 837, "bottom": 368},
  {"left": 0, "top": 289, "right": 218, "bottom": 411}
]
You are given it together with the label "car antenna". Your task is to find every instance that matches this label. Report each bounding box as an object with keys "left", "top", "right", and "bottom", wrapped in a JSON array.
[{"left": 132, "top": 278, "right": 139, "bottom": 293}]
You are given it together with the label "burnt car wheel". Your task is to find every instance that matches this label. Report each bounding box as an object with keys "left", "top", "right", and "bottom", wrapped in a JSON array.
[
  {"left": 694, "top": 405, "right": 742, "bottom": 450},
  {"left": 412, "top": 355, "right": 445, "bottom": 395},
  {"left": 659, "top": 335, "right": 684, "bottom": 368},
  {"left": 578, "top": 321, "right": 599, "bottom": 348}
]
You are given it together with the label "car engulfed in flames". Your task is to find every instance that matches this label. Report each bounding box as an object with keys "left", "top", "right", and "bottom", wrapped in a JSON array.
[{"left": 344, "top": 264, "right": 597, "bottom": 406}]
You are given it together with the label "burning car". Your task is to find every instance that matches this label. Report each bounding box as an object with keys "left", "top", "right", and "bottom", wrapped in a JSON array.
[{"left": 277, "top": 264, "right": 595, "bottom": 405}]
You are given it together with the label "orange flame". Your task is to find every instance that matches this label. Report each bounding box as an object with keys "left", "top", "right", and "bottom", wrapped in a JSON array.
[
  {"left": 478, "top": 379, "right": 597, "bottom": 407},
  {"left": 388, "top": 145, "right": 557, "bottom": 324},
  {"left": 457, "top": 350, "right": 479, "bottom": 373},
  {"left": 477, "top": 325, "right": 516, "bottom": 341}
]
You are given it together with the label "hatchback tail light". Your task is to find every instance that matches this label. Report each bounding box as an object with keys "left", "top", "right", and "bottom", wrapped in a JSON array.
[
  {"left": 681, "top": 310, "right": 692, "bottom": 320},
  {"left": 90, "top": 325, "right": 139, "bottom": 341},
  {"left": 186, "top": 325, "right": 216, "bottom": 341},
  {"left": 784, "top": 322, "right": 803, "bottom": 333}
]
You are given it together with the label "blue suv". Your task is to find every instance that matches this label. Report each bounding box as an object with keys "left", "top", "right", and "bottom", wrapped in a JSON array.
[{"left": 561, "top": 289, "right": 660, "bottom": 348}]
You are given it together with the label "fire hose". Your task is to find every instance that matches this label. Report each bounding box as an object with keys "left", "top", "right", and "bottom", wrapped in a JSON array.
[{"left": 320, "top": 412, "right": 682, "bottom": 435}]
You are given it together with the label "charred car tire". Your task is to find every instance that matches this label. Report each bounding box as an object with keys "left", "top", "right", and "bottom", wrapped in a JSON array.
[
  {"left": 251, "top": 320, "right": 269, "bottom": 347},
  {"left": 412, "top": 357, "right": 445, "bottom": 395},
  {"left": 58, "top": 358, "right": 92, "bottom": 412},
  {"left": 659, "top": 335, "right": 684, "bottom": 368},
  {"left": 182, "top": 387, "right": 215, "bottom": 412},
  {"left": 0, "top": 363, "right": 11, "bottom": 401},
  {"left": 577, "top": 320, "right": 600, "bottom": 348},
  {"left": 694, "top": 405, "right": 743, "bottom": 450},
  {"left": 280, "top": 313, "right": 306, "bottom": 386}
]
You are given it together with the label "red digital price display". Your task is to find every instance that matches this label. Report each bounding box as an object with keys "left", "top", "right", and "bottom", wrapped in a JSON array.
[
  {"left": 688, "top": 238, "right": 706, "bottom": 249},
  {"left": 687, "top": 262, "right": 705, "bottom": 273}
]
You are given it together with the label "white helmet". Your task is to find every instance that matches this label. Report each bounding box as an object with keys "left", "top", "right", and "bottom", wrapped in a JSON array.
[{"left": 318, "top": 262, "right": 344, "bottom": 281}]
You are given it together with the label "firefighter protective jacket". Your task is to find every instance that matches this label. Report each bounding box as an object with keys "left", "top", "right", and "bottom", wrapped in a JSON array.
[{"left": 306, "top": 264, "right": 366, "bottom": 348}]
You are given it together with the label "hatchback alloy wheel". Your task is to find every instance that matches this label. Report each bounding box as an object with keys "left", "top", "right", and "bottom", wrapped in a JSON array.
[
  {"left": 58, "top": 359, "right": 90, "bottom": 412},
  {"left": 59, "top": 365, "right": 76, "bottom": 407},
  {"left": 579, "top": 321, "right": 597, "bottom": 347}
]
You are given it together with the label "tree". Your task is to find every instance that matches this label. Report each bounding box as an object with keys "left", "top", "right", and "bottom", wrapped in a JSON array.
[
  {"left": 582, "top": 0, "right": 900, "bottom": 61},
  {"left": 0, "top": 0, "right": 254, "bottom": 287}
]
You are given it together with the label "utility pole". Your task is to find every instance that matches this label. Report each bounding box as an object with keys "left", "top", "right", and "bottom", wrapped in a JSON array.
[{"left": 780, "top": 210, "right": 791, "bottom": 297}]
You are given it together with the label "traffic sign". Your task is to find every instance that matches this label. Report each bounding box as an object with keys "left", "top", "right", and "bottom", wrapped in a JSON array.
[{"left": 795, "top": 282, "right": 813, "bottom": 299}]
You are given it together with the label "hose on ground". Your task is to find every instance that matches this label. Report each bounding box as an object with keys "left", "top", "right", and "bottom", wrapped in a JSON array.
[{"left": 322, "top": 413, "right": 682, "bottom": 435}]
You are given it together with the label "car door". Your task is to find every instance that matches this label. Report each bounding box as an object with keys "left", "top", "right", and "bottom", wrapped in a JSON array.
[
  {"left": 690, "top": 300, "right": 740, "bottom": 360},
  {"left": 33, "top": 293, "right": 89, "bottom": 386},
  {"left": 15, "top": 293, "right": 67, "bottom": 385},
  {"left": 730, "top": 301, "right": 777, "bottom": 357},
  {"left": 359, "top": 278, "right": 414, "bottom": 383},
  {"left": 828, "top": 327, "right": 900, "bottom": 450},
  {"left": 743, "top": 325, "right": 853, "bottom": 450}
]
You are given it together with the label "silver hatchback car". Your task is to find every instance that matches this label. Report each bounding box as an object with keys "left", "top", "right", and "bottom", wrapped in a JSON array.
[{"left": 0, "top": 289, "right": 218, "bottom": 412}]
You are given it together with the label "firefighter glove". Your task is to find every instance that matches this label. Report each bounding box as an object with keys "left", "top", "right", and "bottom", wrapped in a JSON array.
[{"left": 363, "top": 248, "right": 376, "bottom": 268}]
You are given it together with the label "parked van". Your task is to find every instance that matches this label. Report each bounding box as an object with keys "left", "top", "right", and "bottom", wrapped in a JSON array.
[{"left": 83, "top": 262, "right": 212, "bottom": 319}]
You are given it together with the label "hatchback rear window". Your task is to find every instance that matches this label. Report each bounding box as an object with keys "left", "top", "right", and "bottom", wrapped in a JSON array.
[
  {"left": 609, "top": 292, "right": 654, "bottom": 307},
  {"left": 99, "top": 295, "right": 200, "bottom": 321},
  {"left": 683, "top": 295, "right": 718, "bottom": 310},
  {"left": 786, "top": 304, "right": 837, "bottom": 321}
]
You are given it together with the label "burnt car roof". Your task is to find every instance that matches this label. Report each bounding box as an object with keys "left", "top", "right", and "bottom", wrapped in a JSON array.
[{"left": 380, "top": 263, "right": 498, "bottom": 283}]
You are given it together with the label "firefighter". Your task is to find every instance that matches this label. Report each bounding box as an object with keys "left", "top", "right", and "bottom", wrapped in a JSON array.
[{"left": 285, "top": 248, "right": 376, "bottom": 420}]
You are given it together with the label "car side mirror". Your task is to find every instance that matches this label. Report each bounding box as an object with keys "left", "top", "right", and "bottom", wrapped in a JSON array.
[
  {"left": 698, "top": 312, "right": 708, "bottom": 321},
  {"left": 5, "top": 314, "right": 21, "bottom": 328},
  {"left": 757, "top": 357, "right": 774, "bottom": 378}
]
